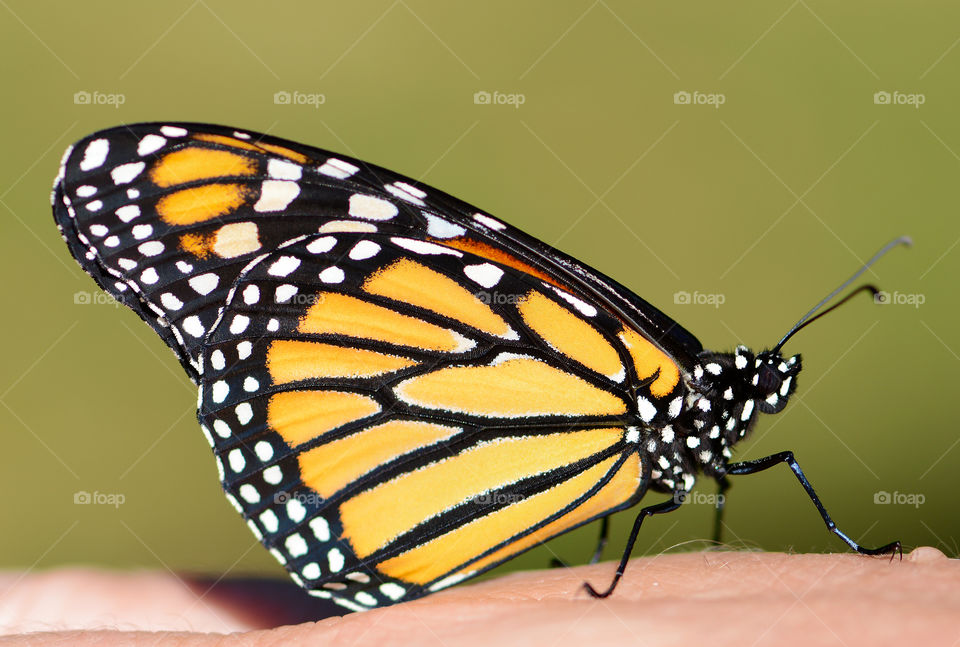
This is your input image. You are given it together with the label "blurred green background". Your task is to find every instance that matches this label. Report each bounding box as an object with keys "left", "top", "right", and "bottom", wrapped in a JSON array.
[{"left": 1, "top": 1, "right": 957, "bottom": 586}]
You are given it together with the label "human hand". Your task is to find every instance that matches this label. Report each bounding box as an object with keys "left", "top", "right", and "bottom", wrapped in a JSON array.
[{"left": 1, "top": 548, "right": 955, "bottom": 646}]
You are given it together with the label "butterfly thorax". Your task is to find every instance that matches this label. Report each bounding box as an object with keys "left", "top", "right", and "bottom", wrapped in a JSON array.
[{"left": 644, "top": 345, "right": 801, "bottom": 493}]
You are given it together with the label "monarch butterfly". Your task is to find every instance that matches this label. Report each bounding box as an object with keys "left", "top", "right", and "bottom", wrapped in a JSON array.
[{"left": 52, "top": 122, "right": 904, "bottom": 613}]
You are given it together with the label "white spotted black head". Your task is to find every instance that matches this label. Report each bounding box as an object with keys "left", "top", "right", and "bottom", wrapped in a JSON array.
[{"left": 678, "top": 345, "right": 801, "bottom": 477}]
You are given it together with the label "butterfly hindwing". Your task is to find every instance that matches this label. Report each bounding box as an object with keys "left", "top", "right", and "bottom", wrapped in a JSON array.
[{"left": 197, "top": 231, "right": 655, "bottom": 609}]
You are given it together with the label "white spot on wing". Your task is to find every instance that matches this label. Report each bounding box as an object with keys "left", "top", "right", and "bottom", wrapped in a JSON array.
[
  {"left": 188, "top": 273, "right": 219, "bottom": 295},
  {"left": 328, "top": 548, "right": 345, "bottom": 573},
  {"left": 138, "top": 240, "right": 164, "bottom": 256},
  {"left": 160, "top": 126, "right": 188, "bottom": 137},
  {"left": 349, "top": 240, "right": 380, "bottom": 260},
  {"left": 137, "top": 135, "right": 166, "bottom": 156},
  {"left": 254, "top": 180, "right": 300, "bottom": 212},
  {"left": 385, "top": 181, "right": 426, "bottom": 205},
  {"left": 551, "top": 287, "right": 598, "bottom": 317},
  {"left": 305, "top": 236, "right": 337, "bottom": 254},
  {"left": 464, "top": 263, "right": 503, "bottom": 288},
  {"left": 79, "top": 139, "right": 109, "bottom": 171},
  {"left": 182, "top": 315, "right": 205, "bottom": 338},
  {"left": 160, "top": 293, "right": 183, "bottom": 311},
  {"left": 637, "top": 396, "right": 657, "bottom": 423},
  {"left": 349, "top": 194, "right": 398, "bottom": 220},
  {"left": 236, "top": 403, "right": 254, "bottom": 425},
  {"left": 267, "top": 158, "right": 302, "bottom": 180},
  {"left": 473, "top": 213, "right": 506, "bottom": 230},
  {"left": 318, "top": 158, "right": 359, "bottom": 179},
  {"left": 111, "top": 162, "right": 145, "bottom": 185},
  {"left": 238, "top": 484, "right": 260, "bottom": 504},
  {"left": 116, "top": 205, "right": 140, "bottom": 222},
  {"left": 275, "top": 284, "right": 298, "bottom": 303},
  {"left": 319, "top": 266, "right": 345, "bottom": 283},
  {"left": 131, "top": 224, "right": 152, "bottom": 240},
  {"left": 424, "top": 212, "right": 466, "bottom": 238},
  {"left": 391, "top": 237, "right": 462, "bottom": 256},
  {"left": 318, "top": 220, "right": 377, "bottom": 233},
  {"left": 242, "top": 284, "right": 260, "bottom": 304},
  {"left": 229, "top": 315, "right": 250, "bottom": 334},
  {"left": 268, "top": 255, "right": 301, "bottom": 277}
]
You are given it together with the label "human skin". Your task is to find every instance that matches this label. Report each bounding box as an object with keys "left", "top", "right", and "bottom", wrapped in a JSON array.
[{"left": 0, "top": 548, "right": 956, "bottom": 646}]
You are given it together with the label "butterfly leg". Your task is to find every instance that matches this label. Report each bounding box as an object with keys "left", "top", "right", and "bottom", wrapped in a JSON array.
[
  {"left": 549, "top": 516, "right": 611, "bottom": 568},
  {"left": 725, "top": 451, "right": 902, "bottom": 557},
  {"left": 583, "top": 498, "right": 683, "bottom": 598},
  {"left": 712, "top": 476, "right": 731, "bottom": 544}
]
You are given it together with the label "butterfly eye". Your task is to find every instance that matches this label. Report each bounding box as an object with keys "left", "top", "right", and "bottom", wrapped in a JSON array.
[{"left": 756, "top": 362, "right": 783, "bottom": 397}]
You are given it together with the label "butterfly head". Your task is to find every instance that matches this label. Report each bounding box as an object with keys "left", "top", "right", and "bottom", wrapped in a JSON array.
[
  {"left": 680, "top": 345, "right": 802, "bottom": 477},
  {"left": 750, "top": 348, "right": 802, "bottom": 414}
]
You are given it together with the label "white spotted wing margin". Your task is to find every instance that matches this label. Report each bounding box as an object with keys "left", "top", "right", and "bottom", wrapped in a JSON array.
[{"left": 195, "top": 231, "right": 651, "bottom": 612}]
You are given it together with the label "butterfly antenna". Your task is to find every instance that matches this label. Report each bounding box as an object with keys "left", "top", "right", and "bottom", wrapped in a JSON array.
[{"left": 772, "top": 236, "right": 912, "bottom": 355}]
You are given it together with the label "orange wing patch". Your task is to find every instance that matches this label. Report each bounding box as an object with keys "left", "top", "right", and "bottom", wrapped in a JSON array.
[
  {"left": 298, "top": 293, "right": 475, "bottom": 354},
  {"left": 157, "top": 183, "right": 252, "bottom": 225},
  {"left": 618, "top": 328, "right": 680, "bottom": 397},
  {"left": 439, "top": 237, "right": 562, "bottom": 289},
  {"left": 179, "top": 222, "right": 261, "bottom": 259},
  {"left": 267, "top": 340, "right": 418, "bottom": 384},
  {"left": 448, "top": 452, "right": 641, "bottom": 581},
  {"left": 298, "top": 420, "right": 462, "bottom": 499},
  {"left": 362, "top": 259, "right": 515, "bottom": 339},
  {"left": 393, "top": 355, "right": 627, "bottom": 418},
  {"left": 517, "top": 290, "right": 624, "bottom": 381},
  {"left": 377, "top": 453, "right": 640, "bottom": 585},
  {"left": 194, "top": 133, "right": 309, "bottom": 163},
  {"left": 339, "top": 428, "right": 624, "bottom": 559},
  {"left": 268, "top": 390, "right": 380, "bottom": 448},
  {"left": 151, "top": 147, "right": 257, "bottom": 188}
]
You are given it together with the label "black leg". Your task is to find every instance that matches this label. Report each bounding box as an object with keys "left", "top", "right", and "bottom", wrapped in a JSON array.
[
  {"left": 549, "top": 516, "right": 611, "bottom": 568},
  {"left": 712, "top": 476, "right": 731, "bottom": 544},
  {"left": 584, "top": 498, "right": 683, "bottom": 599},
  {"left": 726, "top": 451, "right": 901, "bottom": 557}
]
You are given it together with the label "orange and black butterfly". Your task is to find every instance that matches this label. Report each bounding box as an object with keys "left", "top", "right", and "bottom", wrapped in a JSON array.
[{"left": 53, "top": 123, "right": 903, "bottom": 612}]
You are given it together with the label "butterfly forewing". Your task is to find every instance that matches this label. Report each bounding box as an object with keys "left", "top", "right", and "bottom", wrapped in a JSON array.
[{"left": 53, "top": 123, "right": 700, "bottom": 381}]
